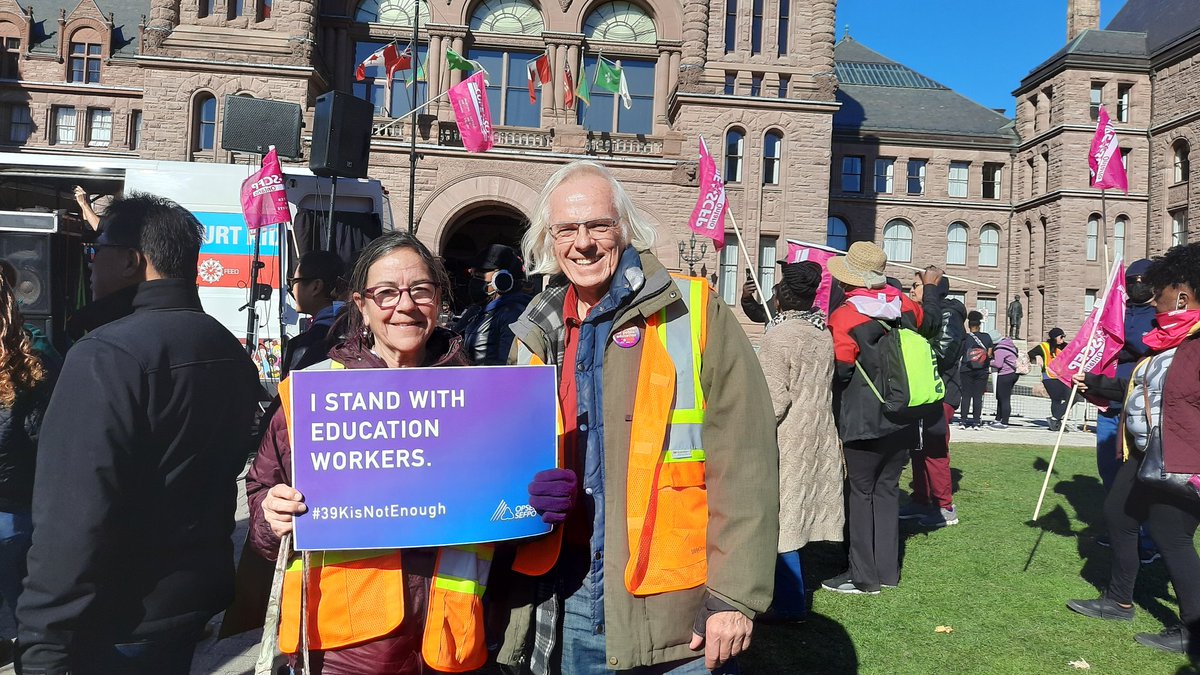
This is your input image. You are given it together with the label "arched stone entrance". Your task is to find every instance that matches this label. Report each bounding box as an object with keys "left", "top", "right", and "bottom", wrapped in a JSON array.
[{"left": 440, "top": 202, "right": 529, "bottom": 314}]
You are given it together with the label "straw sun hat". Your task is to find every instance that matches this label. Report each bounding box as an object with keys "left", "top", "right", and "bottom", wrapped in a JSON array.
[{"left": 827, "top": 241, "right": 889, "bottom": 289}]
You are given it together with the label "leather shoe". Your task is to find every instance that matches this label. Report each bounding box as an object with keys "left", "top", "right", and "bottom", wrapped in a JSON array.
[{"left": 1066, "top": 596, "right": 1135, "bottom": 621}]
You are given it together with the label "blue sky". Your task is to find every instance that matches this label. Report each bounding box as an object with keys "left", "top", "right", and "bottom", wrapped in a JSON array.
[{"left": 834, "top": 0, "right": 1128, "bottom": 116}]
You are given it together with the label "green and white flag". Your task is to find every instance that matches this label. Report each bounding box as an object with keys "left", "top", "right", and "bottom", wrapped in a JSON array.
[
  {"left": 445, "top": 48, "right": 477, "bottom": 74},
  {"left": 576, "top": 62, "right": 591, "bottom": 107},
  {"left": 594, "top": 58, "right": 631, "bottom": 109}
]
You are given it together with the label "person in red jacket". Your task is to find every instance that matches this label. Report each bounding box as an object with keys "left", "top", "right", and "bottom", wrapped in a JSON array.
[{"left": 821, "top": 242, "right": 943, "bottom": 595}]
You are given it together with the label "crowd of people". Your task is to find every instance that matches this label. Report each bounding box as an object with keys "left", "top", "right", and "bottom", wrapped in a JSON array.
[{"left": 0, "top": 162, "right": 1194, "bottom": 673}]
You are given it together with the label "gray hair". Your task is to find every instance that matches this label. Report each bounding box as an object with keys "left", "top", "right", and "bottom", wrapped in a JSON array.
[{"left": 521, "top": 160, "right": 657, "bottom": 276}]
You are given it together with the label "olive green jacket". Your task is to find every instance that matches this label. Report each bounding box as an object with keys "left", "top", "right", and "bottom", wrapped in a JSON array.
[{"left": 494, "top": 251, "right": 779, "bottom": 670}]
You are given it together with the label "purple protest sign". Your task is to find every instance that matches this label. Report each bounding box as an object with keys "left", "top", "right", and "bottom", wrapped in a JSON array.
[{"left": 289, "top": 365, "right": 557, "bottom": 551}]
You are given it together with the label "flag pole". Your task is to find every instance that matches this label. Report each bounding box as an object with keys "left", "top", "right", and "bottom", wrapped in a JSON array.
[
  {"left": 728, "top": 211, "right": 773, "bottom": 324},
  {"left": 1101, "top": 189, "right": 1110, "bottom": 280},
  {"left": 1030, "top": 255, "right": 1121, "bottom": 521},
  {"left": 785, "top": 239, "right": 998, "bottom": 289},
  {"left": 407, "top": 15, "right": 420, "bottom": 234}
]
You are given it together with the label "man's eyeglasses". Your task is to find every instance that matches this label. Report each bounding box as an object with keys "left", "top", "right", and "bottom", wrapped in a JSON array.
[
  {"left": 286, "top": 277, "right": 314, "bottom": 287},
  {"left": 550, "top": 218, "right": 618, "bottom": 242},
  {"left": 360, "top": 283, "right": 438, "bottom": 308}
]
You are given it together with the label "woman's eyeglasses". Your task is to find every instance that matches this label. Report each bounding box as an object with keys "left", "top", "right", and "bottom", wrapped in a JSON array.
[{"left": 361, "top": 283, "right": 438, "bottom": 308}]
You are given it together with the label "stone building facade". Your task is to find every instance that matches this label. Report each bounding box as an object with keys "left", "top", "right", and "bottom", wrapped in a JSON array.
[{"left": 1, "top": 0, "right": 1198, "bottom": 336}]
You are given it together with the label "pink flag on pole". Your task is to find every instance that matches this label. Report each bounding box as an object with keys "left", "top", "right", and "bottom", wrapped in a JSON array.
[
  {"left": 1050, "top": 261, "right": 1127, "bottom": 405},
  {"left": 687, "top": 136, "right": 727, "bottom": 250},
  {"left": 785, "top": 241, "right": 837, "bottom": 314},
  {"left": 448, "top": 71, "right": 494, "bottom": 153},
  {"left": 240, "top": 147, "right": 291, "bottom": 231},
  {"left": 1089, "top": 106, "right": 1129, "bottom": 193}
]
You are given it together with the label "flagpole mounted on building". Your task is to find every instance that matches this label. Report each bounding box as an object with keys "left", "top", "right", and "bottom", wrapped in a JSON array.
[{"left": 407, "top": 7, "right": 420, "bottom": 234}]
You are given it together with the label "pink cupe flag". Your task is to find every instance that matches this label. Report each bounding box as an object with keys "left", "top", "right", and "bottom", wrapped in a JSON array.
[
  {"left": 448, "top": 71, "right": 494, "bottom": 153},
  {"left": 1089, "top": 106, "right": 1128, "bottom": 193},
  {"left": 1050, "top": 259, "right": 1127, "bottom": 406},
  {"left": 687, "top": 136, "right": 727, "bottom": 251},
  {"left": 240, "top": 147, "right": 292, "bottom": 230},
  {"left": 785, "top": 241, "right": 837, "bottom": 315}
]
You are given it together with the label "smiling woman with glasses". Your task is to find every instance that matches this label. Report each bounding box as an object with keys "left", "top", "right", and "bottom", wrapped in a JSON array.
[{"left": 246, "top": 231, "right": 487, "bottom": 674}]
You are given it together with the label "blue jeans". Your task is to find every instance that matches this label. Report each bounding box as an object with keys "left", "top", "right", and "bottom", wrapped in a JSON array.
[
  {"left": 561, "top": 568, "right": 739, "bottom": 675},
  {"left": 0, "top": 510, "right": 32, "bottom": 627},
  {"left": 770, "top": 551, "right": 806, "bottom": 619},
  {"left": 1096, "top": 413, "right": 1122, "bottom": 491}
]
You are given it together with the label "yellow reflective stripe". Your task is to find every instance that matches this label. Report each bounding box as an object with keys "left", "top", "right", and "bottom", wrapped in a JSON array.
[
  {"left": 670, "top": 409, "right": 704, "bottom": 425},
  {"left": 663, "top": 449, "right": 705, "bottom": 463},
  {"left": 330, "top": 361, "right": 346, "bottom": 370},
  {"left": 687, "top": 279, "right": 705, "bottom": 410},
  {"left": 432, "top": 575, "right": 486, "bottom": 596},
  {"left": 451, "top": 544, "right": 495, "bottom": 561},
  {"left": 285, "top": 548, "right": 396, "bottom": 572}
]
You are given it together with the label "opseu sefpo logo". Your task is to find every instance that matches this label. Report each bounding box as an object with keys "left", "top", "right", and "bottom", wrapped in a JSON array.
[{"left": 491, "top": 499, "right": 538, "bottom": 522}]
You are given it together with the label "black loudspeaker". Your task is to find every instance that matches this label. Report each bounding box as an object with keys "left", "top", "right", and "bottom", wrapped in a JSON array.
[
  {"left": 221, "top": 96, "right": 303, "bottom": 159},
  {"left": 0, "top": 232, "right": 85, "bottom": 353},
  {"left": 309, "top": 91, "right": 374, "bottom": 179}
]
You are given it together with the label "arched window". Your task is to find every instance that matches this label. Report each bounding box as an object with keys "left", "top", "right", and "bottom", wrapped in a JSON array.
[
  {"left": 762, "top": 130, "right": 782, "bottom": 185},
  {"left": 193, "top": 94, "right": 217, "bottom": 152},
  {"left": 883, "top": 219, "right": 913, "bottom": 263},
  {"left": 725, "top": 128, "right": 744, "bottom": 183},
  {"left": 356, "top": 0, "right": 429, "bottom": 25},
  {"left": 979, "top": 224, "right": 1000, "bottom": 267},
  {"left": 578, "top": 3, "right": 656, "bottom": 135},
  {"left": 67, "top": 28, "right": 103, "bottom": 84},
  {"left": 946, "top": 222, "right": 968, "bottom": 265},
  {"left": 827, "top": 216, "right": 848, "bottom": 251},
  {"left": 583, "top": 1, "right": 657, "bottom": 43},
  {"left": 1174, "top": 140, "right": 1190, "bottom": 184},
  {"left": 1114, "top": 216, "right": 1127, "bottom": 260},
  {"left": 1086, "top": 214, "right": 1099, "bottom": 261},
  {"left": 470, "top": 0, "right": 544, "bottom": 34}
]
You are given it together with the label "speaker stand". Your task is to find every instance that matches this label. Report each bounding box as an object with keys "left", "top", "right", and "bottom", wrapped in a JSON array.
[{"left": 242, "top": 231, "right": 264, "bottom": 356}]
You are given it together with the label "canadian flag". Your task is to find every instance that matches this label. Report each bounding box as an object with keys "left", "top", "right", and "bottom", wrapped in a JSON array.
[
  {"left": 356, "top": 44, "right": 411, "bottom": 82},
  {"left": 526, "top": 53, "right": 551, "bottom": 105}
]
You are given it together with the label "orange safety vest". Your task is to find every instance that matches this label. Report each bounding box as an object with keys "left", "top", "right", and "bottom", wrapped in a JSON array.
[
  {"left": 511, "top": 275, "right": 710, "bottom": 596},
  {"left": 274, "top": 361, "right": 491, "bottom": 673}
]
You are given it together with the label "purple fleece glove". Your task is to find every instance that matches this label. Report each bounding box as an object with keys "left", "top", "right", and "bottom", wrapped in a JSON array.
[{"left": 528, "top": 468, "right": 578, "bottom": 524}]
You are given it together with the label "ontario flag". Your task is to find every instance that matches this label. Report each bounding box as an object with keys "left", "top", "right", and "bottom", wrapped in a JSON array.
[
  {"left": 563, "top": 65, "right": 575, "bottom": 108},
  {"left": 356, "top": 43, "right": 411, "bottom": 81},
  {"left": 686, "top": 136, "right": 727, "bottom": 251},
  {"left": 526, "top": 53, "right": 551, "bottom": 105},
  {"left": 1050, "top": 257, "right": 1127, "bottom": 406},
  {"left": 1089, "top": 105, "right": 1129, "bottom": 193}
]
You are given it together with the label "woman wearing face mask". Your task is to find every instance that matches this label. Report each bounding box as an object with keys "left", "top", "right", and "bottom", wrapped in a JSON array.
[{"left": 1066, "top": 243, "right": 1200, "bottom": 663}]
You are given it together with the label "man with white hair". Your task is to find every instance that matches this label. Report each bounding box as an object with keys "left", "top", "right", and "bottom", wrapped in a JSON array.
[{"left": 492, "top": 160, "right": 778, "bottom": 674}]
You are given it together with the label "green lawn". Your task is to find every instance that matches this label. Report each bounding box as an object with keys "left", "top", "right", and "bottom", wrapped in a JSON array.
[{"left": 746, "top": 442, "right": 1198, "bottom": 674}]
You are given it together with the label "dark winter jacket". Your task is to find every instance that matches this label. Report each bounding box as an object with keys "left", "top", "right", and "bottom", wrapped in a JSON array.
[
  {"left": 933, "top": 295, "right": 966, "bottom": 409},
  {"left": 282, "top": 302, "right": 345, "bottom": 377},
  {"left": 17, "top": 280, "right": 260, "bottom": 674},
  {"left": 456, "top": 292, "right": 532, "bottom": 365},
  {"left": 245, "top": 328, "right": 466, "bottom": 674},
  {"left": 0, "top": 357, "right": 56, "bottom": 513},
  {"left": 1104, "top": 302, "right": 1157, "bottom": 413},
  {"left": 829, "top": 283, "right": 943, "bottom": 444}
]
